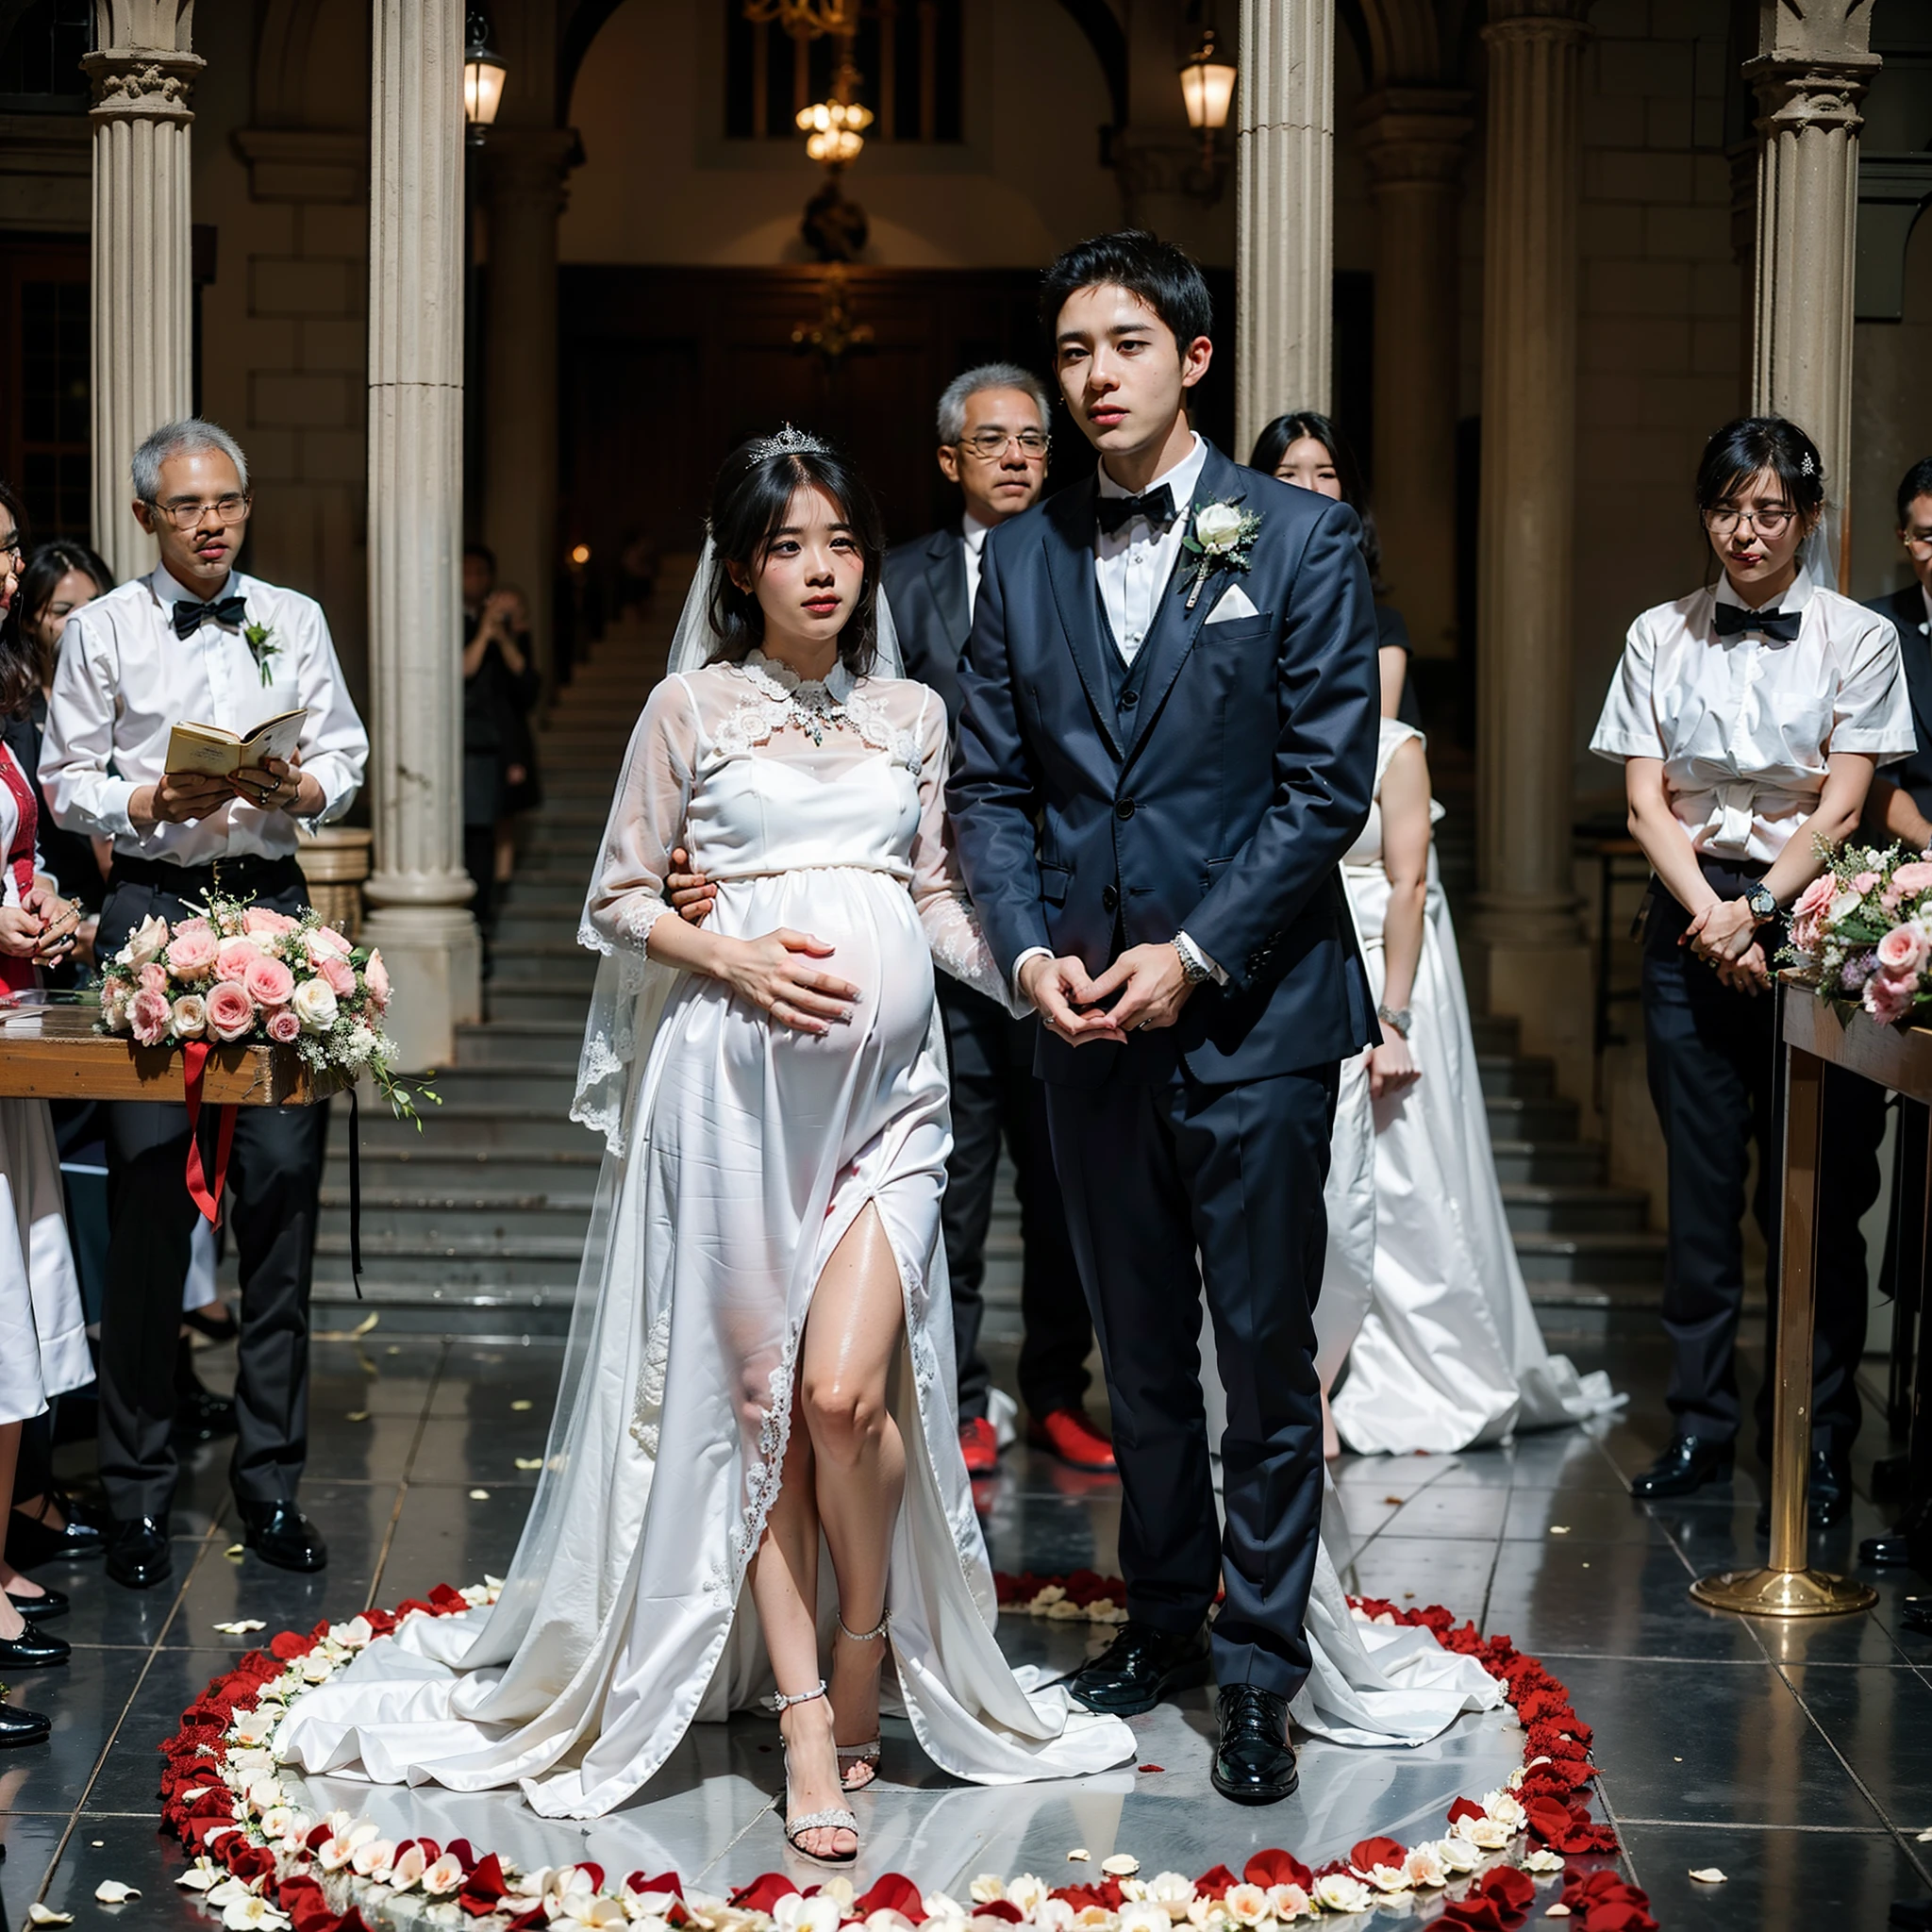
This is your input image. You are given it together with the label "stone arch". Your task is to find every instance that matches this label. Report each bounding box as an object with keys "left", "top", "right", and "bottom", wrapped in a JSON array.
[
  {"left": 1354, "top": 0, "right": 1452, "bottom": 86},
  {"left": 252, "top": 0, "right": 365, "bottom": 128}
]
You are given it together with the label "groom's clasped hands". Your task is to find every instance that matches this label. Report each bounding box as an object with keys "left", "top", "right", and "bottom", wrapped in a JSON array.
[{"left": 1018, "top": 941, "right": 1197, "bottom": 1044}]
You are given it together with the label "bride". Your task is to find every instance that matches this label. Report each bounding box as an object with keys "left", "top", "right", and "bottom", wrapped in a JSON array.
[{"left": 275, "top": 430, "right": 1507, "bottom": 1854}]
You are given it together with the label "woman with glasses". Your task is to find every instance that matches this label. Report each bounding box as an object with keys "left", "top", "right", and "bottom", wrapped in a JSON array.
[{"left": 1591, "top": 416, "right": 1912, "bottom": 1512}]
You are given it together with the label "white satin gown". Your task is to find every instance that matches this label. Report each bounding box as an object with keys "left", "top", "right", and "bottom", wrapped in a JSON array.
[{"left": 1319, "top": 722, "right": 1622, "bottom": 1455}]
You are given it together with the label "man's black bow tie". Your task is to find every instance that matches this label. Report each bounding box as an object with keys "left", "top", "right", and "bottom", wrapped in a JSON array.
[
  {"left": 172, "top": 594, "right": 247, "bottom": 640},
  {"left": 1711, "top": 600, "right": 1800, "bottom": 643},
  {"left": 1096, "top": 483, "right": 1176, "bottom": 538}
]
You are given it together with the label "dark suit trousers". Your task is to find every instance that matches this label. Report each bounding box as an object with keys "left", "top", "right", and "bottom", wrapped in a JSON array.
[
  {"left": 938, "top": 980, "right": 1090, "bottom": 1423},
  {"left": 1643, "top": 940, "right": 1878, "bottom": 1458},
  {"left": 97, "top": 868, "right": 328, "bottom": 1520},
  {"left": 1046, "top": 1060, "right": 1338, "bottom": 1700}
]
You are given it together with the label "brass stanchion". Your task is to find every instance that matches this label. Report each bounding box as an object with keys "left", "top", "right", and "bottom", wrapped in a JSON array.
[{"left": 1691, "top": 981, "right": 1876, "bottom": 1617}]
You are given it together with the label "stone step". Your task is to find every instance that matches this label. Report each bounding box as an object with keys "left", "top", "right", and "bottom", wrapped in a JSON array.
[
  {"left": 333, "top": 1144, "right": 601, "bottom": 1192},
  {"left": 320, "top": 1191, "right": 593, "bottom": 1245},
  {"left": 495, "top": 882, "right": 591, "bottom": 914},
  {"left": 1484, "top": 1093, "right": 1578, "bottom": 1143},
  {"left": 332, "top": 1103, "right": 595, "bottom": 1152},
  {"left": 1469, "top": 1013, "right": 1520, "bottom": 1057},
  {"left": 485, "top": 986, "right": 593, "bottom": 1024},
  {"left": 452, "top": 1020, "right": 584, "bottom": 1069},
  {"left": 308, "top": 1279, "right": 575, "bottom": 1335},
  {"left": 1488, "top": 1138, "right": 1607, "bottom": 1186},
  {"left": 1511, "top": 1230, "right": 1666, "bottom": 1285},
  {"left": 312, "top": 1231, "right": 586, "bottom": 1288},
  {"left": 1498, "top": 1182, "right": 1648, "bottom": 1236},
  {"left": 417, "top": 1064, "right": 578, "bottom": 1109},
  {"left": 1475, "top": 1054, "right": 1554, "bottom": 1101},
  {"left": 489, "top": 947, "right": 599, "bottom": 989}
]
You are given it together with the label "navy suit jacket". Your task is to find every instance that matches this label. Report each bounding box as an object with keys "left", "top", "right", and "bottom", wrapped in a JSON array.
[
  {"left": 883, "top": 526, "right": 972, "bottom": 728},
  {"left": 1868, "top": 583, "right": 1932, "bottom": 816},
  {"left": 949, "top": 441, "right": 1381, "bottom": 1087}
]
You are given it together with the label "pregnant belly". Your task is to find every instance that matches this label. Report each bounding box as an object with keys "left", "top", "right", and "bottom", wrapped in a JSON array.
[{"left": 707, "top": 869, "right": 933, "bottom": 1072}]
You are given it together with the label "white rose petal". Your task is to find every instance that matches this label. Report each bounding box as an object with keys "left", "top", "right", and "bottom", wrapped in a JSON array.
[
  {"left": 1522, "top": 1850, "right": 1566, "bottom": 1874},
  {"left": 27, "top": 1908, "right": 75, "bottom": 1927},
  {"left": 93, "top": 1882, "right": 142, "bottom": 1905},
  {"left": 1310, "top": 1874, "right": 1373, "bottom": 1915},
  {"left": 176, "top": 1859, "right": 223, "bottom": 1893},
  {"left": 1544, "top": 1909, "right": 1572, "bottom": 1921},
  {"left": 291, "top": 974, "right": 338, "bottom": 1033},
  {"left": 1115, "top": 1906, "right": 1169, "bottom": 1932},
  {"left": 1193, "top": 503, "right": 1245, "bottom": 549},
  {"left": 1220, "top": 1884, "right": 1268, "bottom": 1925},
  {"left": 1066, "top": 1849, "right": 1090, "bottom": 1863},
  {"left": 969, "top": 1877, "right": 1006, "bottom": 1905},
  {"left": 1432, "top": 1837, "right": 1483, "bottom": 1874},
  {"left": 1265, "top": 1884, "right": 1311, "bottom": 1923},
  {"left": 1101, "top": 1857, "right": 1140, "bottom": 1878},
  {"left": 1004, "top": 1875, "right": 1049, "bottom": 1915},
  {"left": 922, "top": 1893, "right": 967, "bottom": 1924},
  {"left": 222, "top": 1900, "right": 291, "bottom": 1932},
  {"left": 1688, "top": 1869, "right": 1728, "bottom": 1885},
  {"left": 212, "top": 1619, "right": 266, "bottom": 1635}
]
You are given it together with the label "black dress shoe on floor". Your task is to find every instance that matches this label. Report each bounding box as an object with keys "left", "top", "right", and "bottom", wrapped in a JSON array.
[
  {"left": 6, "top": 1587, "right": 68, "bottom": 1623},
  {"left": 1756, "top": 1450, "right": 1849, "bottom": 1535},
  {"left": 1629, "top": 1435, "right": 1734, "bottom": 1499},
  {"left": 104, "top": 1516, "right": 172, "bottom": 1591},
  {"left": 1211, "top": 1684, "right": 1298, "bottom": 1805},
  {"left": 8, "top": 1491, "right": 105, "bottom": 1568},
  {"left": 0, "top": 1624, "right": 70, "bottom": 1669},
  {"left": 236, "top": 1500, "right": 327, "bottom": 1574},
  {"left": 1862, "top": 1495, "right": 1932, "bottom": 1570},
  {"left": 1066, "top": 1619, "right": 1209, "bottom": 1716},
  {"left": 0, "top": 1702, "right": 50, "bottom": 1747}
]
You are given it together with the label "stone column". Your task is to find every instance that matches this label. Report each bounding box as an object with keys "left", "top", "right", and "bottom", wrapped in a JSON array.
[
  {"left": 361, "top": 0, "right": 481, "bottom": 1071},
  {"left": 84, "top": 2, "right": 203, "bottom": 582},
  {"left": 482, "top": 127, "right": 575, "bottom": 688},
  {"left": 1747, "top": 3, "right": 1878, "bottom": 538},
  {"left": 1469, "top": 0, "right": 1593, "bottom": 1108},
  {"left": 1357, "top": 87, "right": 1472, "bottom": 661},
  {"left": 1235, "top": 0, "right": 1334, "bottom": 458}
]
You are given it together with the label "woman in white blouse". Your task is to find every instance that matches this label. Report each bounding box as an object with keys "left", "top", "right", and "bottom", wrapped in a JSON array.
[{"left": 1591, "top": 416, "right": 1913, "bottom": 1514}]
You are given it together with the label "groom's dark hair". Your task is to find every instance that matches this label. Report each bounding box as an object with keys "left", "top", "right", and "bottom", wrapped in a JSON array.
[{"left": 1040, "top": 231, "right": 1213, "bottom": 353}]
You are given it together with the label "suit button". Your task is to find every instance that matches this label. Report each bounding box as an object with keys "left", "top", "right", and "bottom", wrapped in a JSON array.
[
  {"left": 1120, "top": 689, "right": 1140, "bottom": 708},
  {"left": 1116, "top": 798, "right": 1135, "bottom": 820},
  {"left": 1102, "top": 885, "right": 1120, "bottom": 914}
]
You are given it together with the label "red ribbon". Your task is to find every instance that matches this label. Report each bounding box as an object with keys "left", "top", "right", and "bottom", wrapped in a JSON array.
[{"left": 181, "top": 1041, "right": 237, "bottom": 1225}]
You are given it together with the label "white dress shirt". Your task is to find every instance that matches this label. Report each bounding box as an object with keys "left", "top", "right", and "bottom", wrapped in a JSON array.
[
  {"left": 1590, "top": 565, "right": 1913, "bottom": 865},
  {"left": 1094, "top": 431, "right": 1208, "bottom": 667},
  {"left": 961, "top": 512, "right": 992, "bottom": 625},
  {"left": 42, "top": 565, "right": 369, "bottom": 866}
]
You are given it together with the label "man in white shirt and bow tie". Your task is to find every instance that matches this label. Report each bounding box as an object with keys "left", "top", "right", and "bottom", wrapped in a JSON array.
[{"left": 42, "top": 418, "right": 368, "bottom": 1591}]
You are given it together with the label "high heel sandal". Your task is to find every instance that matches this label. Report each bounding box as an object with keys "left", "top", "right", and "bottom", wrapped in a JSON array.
[
  {"left": 767, "top": 1680, "right": 858, "bottom": 1864},
  {"left": 834, "top": 1609, "right": 888, "bottom": 1790}
]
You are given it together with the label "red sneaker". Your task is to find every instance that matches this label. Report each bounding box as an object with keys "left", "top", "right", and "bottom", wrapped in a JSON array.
[
  {"left": 959, "top": 1415, "right": 999, "bottom": 1475},
  {"left": 1027, "top": 1407, "right": 1117, "bottom": 1474}
]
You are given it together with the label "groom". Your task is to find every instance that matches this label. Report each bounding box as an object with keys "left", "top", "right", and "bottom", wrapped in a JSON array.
[{"left": 949, "top": 231, "right": 1380, "bottom": 1804}]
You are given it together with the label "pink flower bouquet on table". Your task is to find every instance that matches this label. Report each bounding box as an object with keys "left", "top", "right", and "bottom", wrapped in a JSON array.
[
  {"left": 95, "top": 892, "right": 428, "bottom": 1121},
  {"left": 1782, "top": 840, "right": 1932, "bottom": 1029}
]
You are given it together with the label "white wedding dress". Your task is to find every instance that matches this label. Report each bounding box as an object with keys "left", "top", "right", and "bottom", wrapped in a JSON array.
[
  {"left": 275, "top": 654, "right": 1505, "bottom": 1824},
  {"left": 1319, "top": 722, "right": 1622, "bottom": 1455}
]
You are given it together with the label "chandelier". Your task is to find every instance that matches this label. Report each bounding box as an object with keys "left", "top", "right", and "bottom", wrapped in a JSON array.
[
  {"left": 797, "top": 93, "right": 872, "bottom": 165},
  {"left": 742, "top": 0, "right": 859, "bottom": 37}
]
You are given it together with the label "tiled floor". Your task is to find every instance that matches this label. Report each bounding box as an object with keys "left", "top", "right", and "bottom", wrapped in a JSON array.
[{"left": 2, "top": 1310, "right": 1928, "bottom": 1929}]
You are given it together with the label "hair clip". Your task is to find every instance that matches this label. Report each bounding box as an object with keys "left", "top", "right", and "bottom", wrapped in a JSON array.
[
  {"left": 1801, "top": 453, "right": 1816, "bottom": 475},
  {"left": 746, "top": 424, "right": 831, "bottom": 464}
]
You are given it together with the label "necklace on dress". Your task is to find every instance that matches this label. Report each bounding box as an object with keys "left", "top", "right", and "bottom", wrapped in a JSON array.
[{"left": 737, "top": 651, "right": 856, "bottom": 748}]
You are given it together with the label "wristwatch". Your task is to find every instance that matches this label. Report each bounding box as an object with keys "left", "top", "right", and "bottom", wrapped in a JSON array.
[
  {"left": 1171, "top": 937, "right": 1213, "bottom": 987},
  {"left": 1743, "top": 882, "right": 1778, "bottom": 924},
  {"left": 1376, "top": 1003, "right": 1412, "bottom": 1036}
]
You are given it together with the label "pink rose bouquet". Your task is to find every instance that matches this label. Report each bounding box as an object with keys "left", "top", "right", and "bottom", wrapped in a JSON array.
[
  {"left": 97, "top": 891, "right": 425, "bottom": 1122},
  {"left": 1783, "top": 840, "right": 1932, "bottom": 1030}
]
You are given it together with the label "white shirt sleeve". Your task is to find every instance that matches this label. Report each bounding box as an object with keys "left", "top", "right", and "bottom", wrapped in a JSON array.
[
  {"left": 42, "top": 608, "right": 142, "bottom": 842},
  {"left": 1830, "top": 610, "right": 1916, "bottom": 760},
  {"left": 1589, "top": 612, "right": 1666, "bottom": 762}
]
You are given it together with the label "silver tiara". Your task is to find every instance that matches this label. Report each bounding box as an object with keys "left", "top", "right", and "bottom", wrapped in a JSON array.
[{"left": 746, "top": 424, "right": 831, "bottom": 464}]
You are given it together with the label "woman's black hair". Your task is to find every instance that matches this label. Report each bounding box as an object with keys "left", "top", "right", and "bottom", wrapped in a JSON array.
[
  {"left": 0, "top": 480, "right": 35, "bottom": 720},
  {"left": 706, "top": 435, "right": 885, "bottom": 676},
  {"left": 11, "top": 539, "right": 113, "bottom": 693},
  {"left": 1039, "top": 230, "right": 1213, "bottom": 353},
  {"left": 1248, "top": 409, "right": 1386, "bottom": 591},
  {"left": 1695, "top": 415, "right": 1825, "bottom": 523}
]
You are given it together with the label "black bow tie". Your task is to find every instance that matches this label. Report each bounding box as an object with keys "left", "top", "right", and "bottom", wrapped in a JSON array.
[
  {"left": 1096, "top": 483, "right": 1176, "bottom": 538},
  {"left": 1711, "top": 600, "right": 1801, "bottom": 643},
  {"left": 172, "top": 594, "right": 247, "bottom": 640}
]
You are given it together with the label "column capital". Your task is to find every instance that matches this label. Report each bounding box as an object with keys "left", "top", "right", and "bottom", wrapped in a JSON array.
[
  {"left": 1481, "top": 0, "right": 1591, "bottom": 48},
  {"left": 1744, "top": 52, "right": 1880, "bottom": 136},
  {"left": 1356, "top": 88, "right": 1474, "bottom": 189},
  {"left": 83, "top": 47, "right": 204, "bottom": 124}
]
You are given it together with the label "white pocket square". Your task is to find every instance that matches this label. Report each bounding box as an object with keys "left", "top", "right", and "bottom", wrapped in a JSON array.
[{"left": 1205, "top": 583, "right": 1260, "bottom": 624}]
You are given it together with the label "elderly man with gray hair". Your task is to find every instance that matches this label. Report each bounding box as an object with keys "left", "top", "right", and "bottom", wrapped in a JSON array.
[
  {"left": 881, "top": 363, "right": 1113, "bottom": 1479},
  {"left": 42, "top": 417, "right": 368, "bottom": 1590}
]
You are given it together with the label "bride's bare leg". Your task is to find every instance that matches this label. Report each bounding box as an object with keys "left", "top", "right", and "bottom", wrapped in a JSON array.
[
  {"left": 801, "top": 1202, "right": 906, "bottom": 1790},
  {"left": 747, "top": 1391, "right": 855, "bottom": 1860}
]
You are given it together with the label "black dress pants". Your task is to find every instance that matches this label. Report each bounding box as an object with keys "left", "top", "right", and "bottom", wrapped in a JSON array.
[
  {"left": 1046, "top": 1059, "right": 1338, "bottom": 1700},
  {"left": 1642, "top": 879, "right": 1879, "bottom": 1460},
  {"left": 938, "top": 980, "right": 1091, "bottom": 1423},
  {"left": 98, "top": 864, "right": 329, "bottom": 1521}
]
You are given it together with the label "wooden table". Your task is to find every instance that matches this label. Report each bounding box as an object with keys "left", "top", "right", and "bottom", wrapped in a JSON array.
[
  {"left": 1690, "top": 981, "right": 1913, "bottom": 1617},
  {"left": 0, "top": 1001, "right": 349, "bottom": 1106}
]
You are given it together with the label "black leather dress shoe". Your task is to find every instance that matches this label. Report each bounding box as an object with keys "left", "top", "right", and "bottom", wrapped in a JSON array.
[
  {"left": 104, "top": 1516, "right": 172, "bottom": 1591},
  {"left": 1862, "top": 1494, "right": 1932, "bottom": 1570},
  {"left": 8, "top": 1491, "right": 105, "bottom": 1568},
  {"left": 1629, "top": 1435, "right": 1734, "bottom": 1499},
  {"left": 1211, "top": 1683, "right": 1298, "bottom": 1804},
  {"left": 0, "top": 1701, "right": 50, "bottom": 1747},
  {"left": 6, "top": 1586, "right": 68, "bottom": 1623},
  {"left": 171, "top": 1386, "right": 238, "bottom": 1447},
  {"left": 236, "top": 1500, "right": 326, "bottom": 1574},
  {"left": 0, "top": 1624, "right": 69, "bottom": 1669},
  {"left": 1756, "top": 1450, "right": 1848, "bottom": 1535},
  {"left": 1066, "top": 1619, "right": 1209, "bottom": 1716}
]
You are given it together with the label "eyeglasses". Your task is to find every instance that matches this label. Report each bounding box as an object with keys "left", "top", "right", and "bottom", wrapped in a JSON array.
[
  {"left": 1903, "top": 531, "right": 1932, "bottom": 554},
  {"left": 956, "top": 430, "right": 1049, "bottom": 461},
  {"left": 1705, "top": 507, "right": 1798, "bottom": 538},
  {"left": 0, "top": 532, "right": 20, "bottom": 564},
  {"left": 146, "top": 494, "right": 252, "bottom": 530}
]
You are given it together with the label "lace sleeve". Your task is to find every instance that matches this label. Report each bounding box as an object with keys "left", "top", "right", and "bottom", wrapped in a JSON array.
[
  {"left": 581, "top": 676, "right": 697, "bottom": 958},
  {"left": 908, "top": 689, "right": 1024, "bottom": 1016}
]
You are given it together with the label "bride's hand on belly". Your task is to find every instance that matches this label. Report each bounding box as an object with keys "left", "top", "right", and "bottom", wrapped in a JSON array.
[{"left": 718, "top": 929, "right": 860, "bottom": 1034}]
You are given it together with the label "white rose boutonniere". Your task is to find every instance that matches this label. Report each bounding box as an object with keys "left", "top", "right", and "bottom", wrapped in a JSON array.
[
  {"left": 242, "top": 620, "right": 280, "bottom": 689},
  {"left": 1180, "top": 497, "right": 1263, "bottom": 609}
]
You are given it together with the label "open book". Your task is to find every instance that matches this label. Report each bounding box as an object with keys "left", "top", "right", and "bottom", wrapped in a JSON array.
[{"left": 164, "top": 708, "right": 308, "bottom": 779}]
